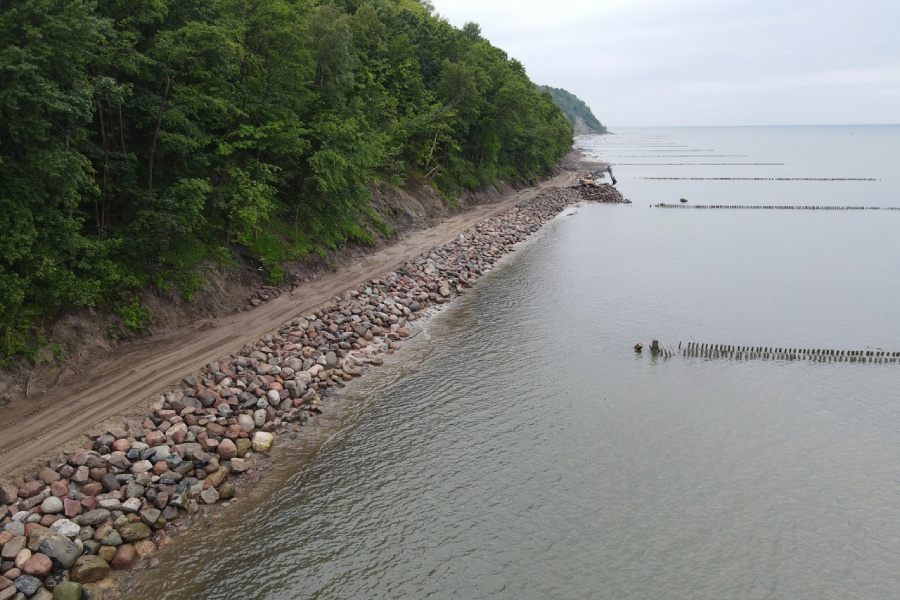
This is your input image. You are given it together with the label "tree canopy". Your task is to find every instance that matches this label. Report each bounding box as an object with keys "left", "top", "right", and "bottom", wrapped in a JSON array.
[{"left": 0, "top": 0, "right": 575, "bottom": 360}]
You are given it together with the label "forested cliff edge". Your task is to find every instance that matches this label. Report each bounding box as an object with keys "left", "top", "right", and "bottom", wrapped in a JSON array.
[{"left": 0, "top": 0, "right": 580, "bottom": 361}]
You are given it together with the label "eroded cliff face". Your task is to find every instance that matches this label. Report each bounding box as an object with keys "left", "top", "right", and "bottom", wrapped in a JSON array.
[{"left": 0, "top": 173, "right": 537, "bottom": 406}]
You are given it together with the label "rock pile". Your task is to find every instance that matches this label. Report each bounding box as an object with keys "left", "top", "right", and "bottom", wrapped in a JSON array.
[
  {"left": 574, "top": 183, "right": 631, "bottom": 204},
  {"left": 246, "top": 285, "right": 282, "bottom": 309},
  {"left": 0, "top": 184, "right": 624, "bottom": 597}
]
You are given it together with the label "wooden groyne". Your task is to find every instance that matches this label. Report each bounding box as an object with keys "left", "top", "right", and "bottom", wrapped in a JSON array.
[
  {"left": 617, "top": 163, "right": 785, "bottom": 166},
  {"left": 641, "top": 177, "right": 878, "bottom": 181},
  {"left": 679, "top": 342, "right": 900, "bottom": 363},
  {"left": 653, "top": 204, "right": 898, "bottom": 211}
]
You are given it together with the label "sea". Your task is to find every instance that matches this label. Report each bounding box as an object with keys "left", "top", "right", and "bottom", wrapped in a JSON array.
[{"left": 123, "top": 125, "right": 900, "bottom": 600}]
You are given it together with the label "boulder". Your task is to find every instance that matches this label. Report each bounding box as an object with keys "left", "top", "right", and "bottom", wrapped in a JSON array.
[
  {"left": 78, "top": 509, "right": 110, "bottom": 528},
  {"left": 235, "top": 439, "right": 252, "bottom": 458},
  {"left": 25, "top": 526, "right": 54, "bottom": 553},
  {"left": 38, "top": 535, "right": 80, "bottom": 569},
  {"left": 117, "top": 522, "right": 151, "bottom": 542},
  {"left": 219, "top": 483, "right": 236, "bottom": 500},
  {"left": 40, "top": 497, "right": 64, "bottom": 515},
  {"left": 199, "top": 488, "right": 219, "bottom": 505},
  {"left": 146, "top": 431, "right": 166, "bottom": 447},
  {"left": 14, "top": 574, "right": 41, "bottom": 596},
  {"left": 110, "top": 544, "right": 136, "bottom": 571},
  {"left": 17, "top": 480, "right": 44, "bottom": 499},
  {"left": 207, "top": 466, "right": 229, "bottom": 489},
  {"left": 38, "top": 467, "right": 61, "bottom": 485},
  {"left": 62, "top": 499, "right": 81, "bottom": 518},
  {"left": 1, "top": 536, "right": 26, "bottom": 559},
  {"left": 129, "top": 540, "right": 154, "bottom": 560},
  {"left": 49, "top": 519, "right": 79, "bottom": 539},
  {"left": 236, "top": 414, "right": 255, "bottom": 432},
  {"left": 251, "top": 431, "right": 274, "bottom": 453},
  {"left": 70, "top": 555, "right": 110, "bottom": 583},
  {"left": 0, "top": 484, "right": 18, "bottom": 505},
  {"left": 52, "top": 582, "right": 85, "bottom": 600},
  {"left": 23, "top": 553, "right": 53, "bottom": 578},
  {"left": 98, "top": 546, "right": 117, "bottom": 563},
  {"left": 216, "top": 439, "right": 237, "bottom": 460},
  {"left": 253, "top": 409, "right": 267, "bottom": 427},
  {"left": 14, "top": 548, "right": 31, "bottom": 569},
  {"left": 229, "top": 458, "right": 249, "bottom": 474},
  {"left": 98, "top": 530, "right": 122, "bottom": 547}
]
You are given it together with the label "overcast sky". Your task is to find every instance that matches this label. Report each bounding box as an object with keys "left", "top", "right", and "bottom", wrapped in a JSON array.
[{"left": 430, "top": 0, "right": 900, "bottom": 127}]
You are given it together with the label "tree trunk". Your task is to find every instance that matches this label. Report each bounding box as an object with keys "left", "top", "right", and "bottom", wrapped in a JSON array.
[{"left": 147, "top": 74, "right": 173, "bottom": 192}]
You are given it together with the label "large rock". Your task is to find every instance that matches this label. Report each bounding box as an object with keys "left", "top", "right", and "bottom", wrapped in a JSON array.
[
  {"left": 52, "top": 582, "right": 84, "bottom": 600},
  {"left": 134, "top": 540, "right": 156, "bottom": 558},
  {"left": 110, "top": 544, "right": 136, "bottom": 571},
  {"left": 62, "top": 499, "right": 81, "bottom": 518},
  {"left": 78, "top": 509, "right": 110, "bottom": 528},
  {"left": 71, "top": 451, "right": 106, "bottom": 469},
  {"left": 251, "top": 431, "right": 274, "bottom": 453},
  {"left": 49, "top": 519, "right": 79, "bottom": 539},
  {"left": 98, "top": 530, "right": 122, "bottom": 547},
  {"left": 216, "top": 439, "right": 237, "bottom": 460},
  {"left": 40, "top": 497, "right": 64, "bottom": 515},
  {"left": 117, "top": 522, "right": 151, "bottom": 542},
  {"left": 33, "top": 589, "right": 55, "bottom": 600},
  {"left": 70, "top": 555, "right": 110, "bottom": 583},
  {"left": 229, "top": 458, "right": 249, "bottom": 474},
  {"left": 23, "top": 553, "right": 53, "bottom": 578},
  {"left": 38, "top": 467, "right": 61, "bottom": 485},
  {"left": 199, "top": 486, "right": 219, "bottom": 505},
  {"left": 98, "top": 545, "right": 117, "bottom": 563},
  {"left": 235, "top": 438, "right": 252, "bottom": 457},
  {"left": 100, "top": 473, "right": 120, "bottom": 492},
  {"left": 205, "top": 467, "right": 228, "bottom": 490},
  {"left": 14, "top": 574, "right": 42, "bottom": 596},
  {"left": 145, "top": 430, "right": 166, "bottom": 447},
  {"left": 236, "top": 414, "right": 255, "bottom": 432},
  {"left": 14, "top": 548, "right": 31, "bottom": 569},
  {"left": 1, "top": 536, "right": 26, "bottom": 559},
  {"left": 17, "top": 480, "right": 44, "bottom": 499},
  {"left": 0, "top": 535, "right": 28, "bottom": 560},
  {"left": 218, "top": 483, "right": 236, "bottom": 500},
  {"left": 0, "top": 483, "right": 18, "bottom": 505},
  {"left": 25, "top": 526, "right": 54, "bottom": 553},
  {"left": 38, "top": 535, "right": 80, "bottom": 569},
  {"left": 139, "top": 508, "right": 161, "bottom": 528},
  {"left": 130, "top": 460, "right": 154, "bottom": 476}
]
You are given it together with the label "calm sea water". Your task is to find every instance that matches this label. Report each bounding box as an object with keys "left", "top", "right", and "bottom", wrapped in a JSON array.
[{"left": 124, "top": 126, "right": 900, "bottom": 600}]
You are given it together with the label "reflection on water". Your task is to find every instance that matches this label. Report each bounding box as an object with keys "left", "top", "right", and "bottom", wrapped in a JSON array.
[{"left": 124, "top": 127, "right": 900, "bottom": 600}]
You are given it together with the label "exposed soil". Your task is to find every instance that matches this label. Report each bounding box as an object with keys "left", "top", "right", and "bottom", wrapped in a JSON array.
[{"left": 0, "top": 155, "right": 607, "bottom": 484}]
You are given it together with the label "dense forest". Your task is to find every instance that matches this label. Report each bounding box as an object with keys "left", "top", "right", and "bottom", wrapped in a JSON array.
[
  {"left": 541, "top": 86, "right": 607, "bottom": 135},
  {"left": 0, "top": 0, "right": 575, "bottom": 361}
]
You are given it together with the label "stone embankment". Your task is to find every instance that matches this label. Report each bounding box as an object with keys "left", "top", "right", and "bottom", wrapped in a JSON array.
[{"left": 0, "top": 183, "right": 624, "bottom": 599}]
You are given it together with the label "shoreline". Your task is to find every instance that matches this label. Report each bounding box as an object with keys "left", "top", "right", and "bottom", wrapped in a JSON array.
[
  {"left": 0, "top": 170, "right": 586, "bottom": 487},
  {"left": 0, "top": 178, "right": 625, "bottom": 599}
]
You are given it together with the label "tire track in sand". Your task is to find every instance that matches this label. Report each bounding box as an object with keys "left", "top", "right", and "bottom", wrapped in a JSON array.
[{"left": 0, "top": 174, "right": 575, "bottom": 482}]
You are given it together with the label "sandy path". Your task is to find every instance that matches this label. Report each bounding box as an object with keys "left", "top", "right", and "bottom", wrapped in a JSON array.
[{"left": 0, "top": 171, "right": 576, "bottom": 483}]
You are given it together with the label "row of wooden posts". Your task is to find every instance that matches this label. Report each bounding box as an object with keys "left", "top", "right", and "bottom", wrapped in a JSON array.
[
  {"left": 641, "top": 177, "right": 878, "bottom": 181},
  {"left": 653, "top": 204, "right": 897, "bottom": 210},
  {"left": 676, "top": 342, "right": 900, "bottom": 363}
]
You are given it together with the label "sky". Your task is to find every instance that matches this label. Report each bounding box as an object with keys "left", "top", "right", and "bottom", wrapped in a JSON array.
[{"left": 430, "top": 0, "right": 900, "bottom": 127}]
